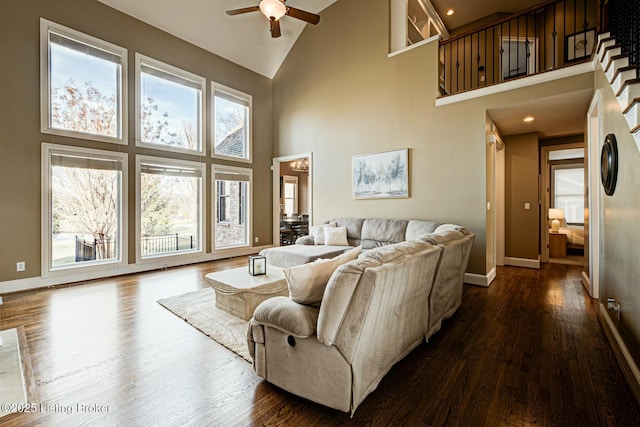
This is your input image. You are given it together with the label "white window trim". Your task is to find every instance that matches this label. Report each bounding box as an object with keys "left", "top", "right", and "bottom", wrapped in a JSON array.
[
  {"left": 41, "top": 143, "right": 129, "bottom": 277},
  {"left": 212, "top": 164, "right": 253, "bottom": 251},
  {"left": 136, "top": 155, "right": 206, "bottom": 264},
  {"left": 40, "top": 18, "right": 128, "bottom": 145},
  {"left": 551, "top": 163, "right": 585, "bottom": 225},
  {"left": 135, "top": 54, "right": 206, "bottom": 156},
  {"left": 282, "top": 175, "right": 299, "bottom": 215},
  {"left": 211, "top": 82, "right": 253, "bottom": 163}
]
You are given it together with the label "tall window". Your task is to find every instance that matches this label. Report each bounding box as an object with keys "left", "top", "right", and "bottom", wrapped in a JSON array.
[
  {"left": 552, "top": 165, "right": 584, "bottom": 224},
  {"left": 282, "top": 175, "right": 298, "bottom": 216},
  {"left": 217, "top": 181, "right": 229, "bottom": 223},
  {"left": 212, "top": 83, "right": 252, "bottom": 162},
  {"left": 214, "top": 166, "right": 252, "bottom": 249},
  {"left": 138, "top": 156, "right": 204, "bottom": 259},
  {"left": 136, "top": 54, "right": 205, "bottom": 154},
  {"left": 42, "top": 144, "right": 127, "bottom": 275},
  {"left": 41, "top": 19, "right": 127, "bottom": 144}
]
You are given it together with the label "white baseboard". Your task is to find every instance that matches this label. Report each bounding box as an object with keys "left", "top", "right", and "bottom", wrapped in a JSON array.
[
  {"left": 464, "top": 267, "right": 496, "bottom": 287},
  {"left": 599, "top": 303, "right": 640, "bottom": 405},
  {"left": 581, "top": 271, "right": 592, "bottom": 295},
  {"left": 504, "top": 256, "right": 540, "bottom": 269},
  {"left": 0, "top": 245, "right": 272, "bottom": 295}
]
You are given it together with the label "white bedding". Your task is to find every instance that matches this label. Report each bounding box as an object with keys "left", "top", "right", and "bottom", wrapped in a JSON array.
[{"left": 552, "top": 226, "right": 585, "bottom": 246}]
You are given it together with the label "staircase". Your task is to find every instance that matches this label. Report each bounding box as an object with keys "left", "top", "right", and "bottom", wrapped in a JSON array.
[{"left": 596, "top": 32, "right": 640, "bottom": 152}]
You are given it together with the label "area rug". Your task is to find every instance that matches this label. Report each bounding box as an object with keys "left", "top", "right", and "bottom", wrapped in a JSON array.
[{"left": 158, "top": 288, "right": 251, "bottom": 362}]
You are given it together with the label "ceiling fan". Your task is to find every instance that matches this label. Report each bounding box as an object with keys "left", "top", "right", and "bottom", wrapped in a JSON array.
[{"left": 226, "top": 0, "right": 320, "bottom": 38}]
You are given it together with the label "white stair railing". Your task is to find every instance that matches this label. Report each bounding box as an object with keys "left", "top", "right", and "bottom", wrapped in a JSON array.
[{"left": 596, "top": 32, "right": 640, "bottom": 152}]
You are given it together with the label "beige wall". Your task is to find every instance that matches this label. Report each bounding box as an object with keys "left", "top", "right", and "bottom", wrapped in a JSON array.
[
  {"left": 595, "top": 69, "right": 640, "bottom": 365},
  {"left": 273, "top": 0, "right": 594, "bottom": 276},
  {"left": 0, "top": 0, "right": 273, "bottom": 282},
  {"left": 504, "top": 133, "right": 540, "bottom": 260}
]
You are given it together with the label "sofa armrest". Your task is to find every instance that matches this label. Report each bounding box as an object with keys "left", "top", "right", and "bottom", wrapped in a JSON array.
[
  {"left": 253, "top": 296, "right": 319, "bottom": 338},
  {"left": 295, "top": 235, "right": 315, "bottom": 245}
]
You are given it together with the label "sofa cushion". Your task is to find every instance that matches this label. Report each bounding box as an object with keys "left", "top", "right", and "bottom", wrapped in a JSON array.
[
  {"left": 317, "top": 256, "right": 381, "bottom": 345},
  {"left": 361, "top": 239, "right": 433, "bottom": 264},
  {"left": 434, "top": 223, "right": 470, "bottom": 235},
  {"left": 422, "top": 230, "right": 464, "bottom": 245},
  {"left": 310, "top": 223, "right": 336, "bottom": 245},
  {"left": 405, "top": 220, "right": 442, "bottom": 240},
  {"left": 253, "top": 296, "right": 319, "bottom": 338},
  {"left": 360, "top": 218, "right": 408, "bottom": 249},
  {"left": 331, "top": 218, "right": 366, "bottom": 246},
  {"left": 324, "top": 226, "right": 349, "bottom": 246},
  {"left": 260, "top": 244, "right": 352, "bottom": 268},
  {"left": 284, "top": 246, "right": 362, "bottom": 305}
]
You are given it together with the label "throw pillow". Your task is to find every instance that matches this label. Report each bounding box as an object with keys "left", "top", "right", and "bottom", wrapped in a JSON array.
[
  {"left": 324, "top": 226, "right": 349, "bottom": 246},
  {"left": 310, "top": 223, "right": 336, "bottom": 245},
  {"left": 285, "top": 246, "right": 362, "bottom": 305}
]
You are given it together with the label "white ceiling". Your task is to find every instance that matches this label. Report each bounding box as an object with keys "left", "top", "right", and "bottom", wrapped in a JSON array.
[
  {"left": 98, "top": 0, "right": 593, "bottom": 138},
  {"left": 97, "top": 0, "right": 549, "bottom": 78},
  {"left": 487, "top": 89, "right": 593, "bottom": 139},
  {"left": 430, "top": 0, "right": 543, "bottom": 32},
  {"left": 97, "top": 0, "right": 337, "bottom": 78}
]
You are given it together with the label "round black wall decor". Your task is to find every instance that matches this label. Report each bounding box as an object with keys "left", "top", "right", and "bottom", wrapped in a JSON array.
[{"left": 600, "top": 133, "right": 618, "bottom": 196}]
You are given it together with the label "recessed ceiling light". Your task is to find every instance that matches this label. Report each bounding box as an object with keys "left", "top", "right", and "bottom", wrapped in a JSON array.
[
  {"left": 447, "top": 9, "right": 454, "bottom": 16},
  {"left": 524, "top": 116, "right": 535, "bottom": 122}
]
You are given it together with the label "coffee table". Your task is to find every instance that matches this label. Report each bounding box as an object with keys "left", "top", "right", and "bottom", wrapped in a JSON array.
[{"left": 205, "top": 265, "right": 288, "bottom": 320}]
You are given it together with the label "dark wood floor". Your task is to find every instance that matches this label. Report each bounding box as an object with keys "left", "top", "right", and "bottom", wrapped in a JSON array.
[{"left": 1, "top": 260, "right": 639, "bottom": 426}]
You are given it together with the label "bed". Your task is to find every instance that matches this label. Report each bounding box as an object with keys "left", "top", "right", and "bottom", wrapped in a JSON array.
[{"left": 552, "top": 225, "right": 585, "bottom": 250}]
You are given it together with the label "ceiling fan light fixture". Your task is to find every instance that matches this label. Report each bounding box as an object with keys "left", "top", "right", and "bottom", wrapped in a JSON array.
[{"left": 260, "top": 0, "right": 286, "bottom": 20}]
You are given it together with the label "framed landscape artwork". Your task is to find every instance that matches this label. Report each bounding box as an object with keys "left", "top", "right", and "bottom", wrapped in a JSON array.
[{"left": 352, "top": 149, "right": 409, "bottom": 199}]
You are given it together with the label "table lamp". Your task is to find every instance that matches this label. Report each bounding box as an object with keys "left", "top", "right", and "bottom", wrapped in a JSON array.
[{"left": 549, "top": 208, "right": 565, "bottom": 232}]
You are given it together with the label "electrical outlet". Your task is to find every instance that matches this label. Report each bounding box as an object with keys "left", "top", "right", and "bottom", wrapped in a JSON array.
[
  {"left": 16, "top": 261, "right": 25, "bottom": 272},
  {"left": 255, "top": 236, "right": 259, "bottom": 243}
]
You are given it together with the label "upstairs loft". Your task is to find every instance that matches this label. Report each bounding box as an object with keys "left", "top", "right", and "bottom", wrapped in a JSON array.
[{"left": 428, "top": 0, "right": 639, "bottom": 97}]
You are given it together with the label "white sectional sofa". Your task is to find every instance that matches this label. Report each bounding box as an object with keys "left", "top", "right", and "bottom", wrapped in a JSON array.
[{"left": 249, "top": 218, "right": 475, "bottom": 415}]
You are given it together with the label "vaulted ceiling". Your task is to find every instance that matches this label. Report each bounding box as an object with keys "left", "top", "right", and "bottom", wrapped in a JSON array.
[
  {"left": 97, "top": 0, "right": 337, "bottom": 78},
  {"left": 97, "top": 0, "right": 593, "bottom": 138},
  {"left": 98, "top": 0, "right": 545, "bottom": 78}
]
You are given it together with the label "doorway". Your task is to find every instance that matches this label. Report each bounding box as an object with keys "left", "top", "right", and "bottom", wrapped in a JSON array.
[
  {"left": 488, "top": 89, "right": 598, "bottom": 297},
  {"left": 272, "top": 153, "right": 313, "bottom": 246},
  {"left": 540, "top": 143, "right": 586, "bottom": 266}
]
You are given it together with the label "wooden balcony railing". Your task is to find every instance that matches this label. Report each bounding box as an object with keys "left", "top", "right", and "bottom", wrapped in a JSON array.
[{"left": 439, "top": 0, "right": 600, "bottom": 96}]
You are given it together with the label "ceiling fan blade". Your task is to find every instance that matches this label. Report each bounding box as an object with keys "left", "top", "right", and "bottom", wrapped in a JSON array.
[
  {"left": 270, "top": 18, "right": 281, "bottom": 38},
  {"left": 226, "top": 6, "right": 260, "bottom": 16},
  {"left": 285, "top": 7, "right": 320, "bottom": 25}
]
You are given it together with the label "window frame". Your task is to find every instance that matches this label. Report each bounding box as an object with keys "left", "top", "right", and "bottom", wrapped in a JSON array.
[
  {"left": 41, "top": 143, "right": 129, "bottom": 277},
  {"left": 40, "top": 18, "right": 128, "bottom": 145},
  {"left": 212, "top": 164, "right": 253, "bottom": 251},
  {"left": 551, "top": 162, "right": 585, "bottom": 226},
  {"left": 135, "top": 155, "right": 207, "bottom": 264},
  {"left": 282, "top": 175, "right": 299, "bottom": 216},
  {"left": 211, "top": 82, "right": 252, "bottom": 163},
  {"left": 135, "top": 155, "right": 206, "bottom": 263},
  {"left": 135, "top": 54, "right": 206, "bottom": 155}
]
